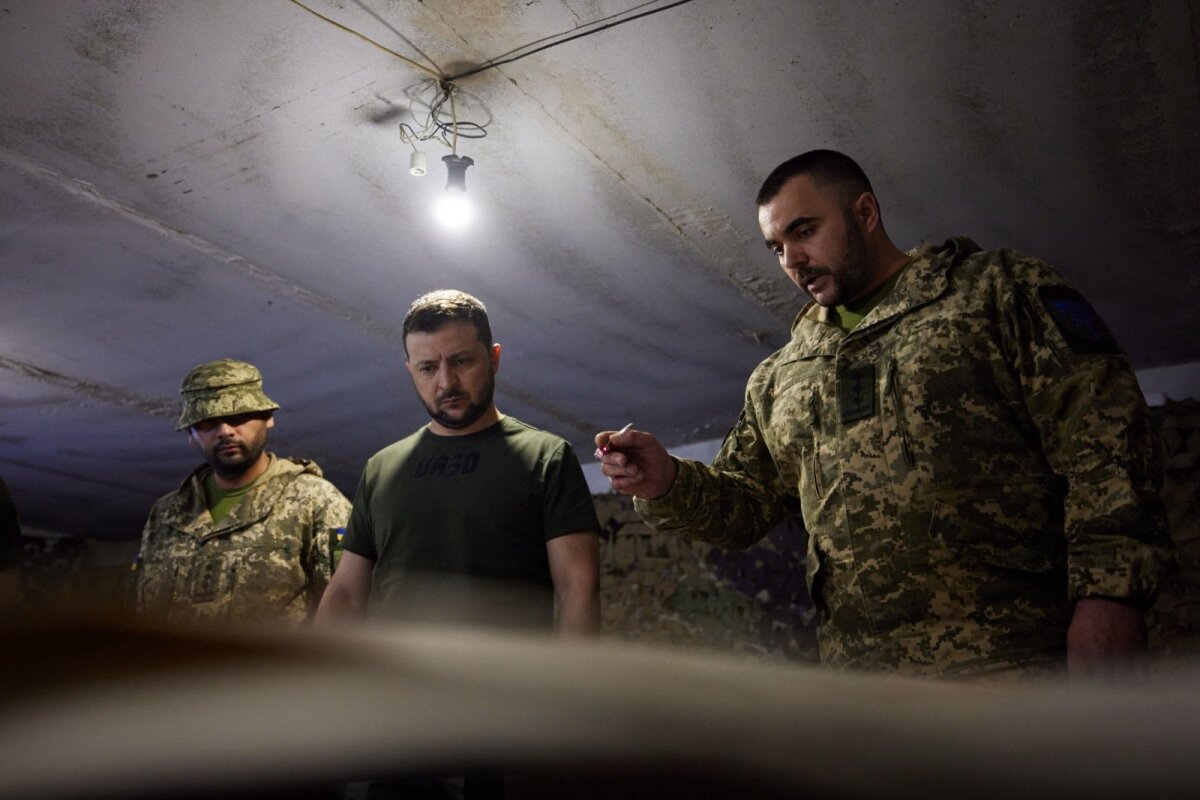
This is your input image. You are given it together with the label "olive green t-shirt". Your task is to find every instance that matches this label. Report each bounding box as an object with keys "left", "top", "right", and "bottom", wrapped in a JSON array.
[
  {"left": 834, "top": 261, "right": 909, "bottom": 333},
  {"left": 343, "top": 416, "right": 600, "bottom": 629},
  {"left": 203, "top": 471, "right": 264, "bottom": 525}
]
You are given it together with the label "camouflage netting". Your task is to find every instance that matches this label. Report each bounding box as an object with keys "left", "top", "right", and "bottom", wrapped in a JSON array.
[
  {"left": 1147, "top": 398, "right": 1200, "bottom": 661},
  {"left": 594, "top": 494, "right": 818, "bottom": 663},
  {"left": 16, "top": 536, "right": 132, "bottom": 614}
]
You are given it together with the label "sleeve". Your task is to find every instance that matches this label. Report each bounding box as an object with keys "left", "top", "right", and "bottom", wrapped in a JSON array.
[
  {"left": 340, "top": 470, "right": 378, "bottom": 561},
  {"left": 634, "top": 383, "right": 798, "bottom": 550},
  {"left": 541, "top": 442, "right": 601, "bottom": 541},
  {"left": 304, "top": 479, "right": 353, "bottom": 601},
  {"left": 1002, "top": 255, "right": 1175, "bottom": 605}
]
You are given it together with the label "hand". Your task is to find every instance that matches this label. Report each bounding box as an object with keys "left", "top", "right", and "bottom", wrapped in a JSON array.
[
  {"left": 1066, "top": 597, "right": 1148, "bottom": 680},
  {"left": 593, "top": 427, "right": 678, "bottom": 500}
]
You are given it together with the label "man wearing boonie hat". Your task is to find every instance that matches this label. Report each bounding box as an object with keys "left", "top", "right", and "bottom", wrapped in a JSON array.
[{"left": 135, "top": 358, "right": 351, "bottom": 625}]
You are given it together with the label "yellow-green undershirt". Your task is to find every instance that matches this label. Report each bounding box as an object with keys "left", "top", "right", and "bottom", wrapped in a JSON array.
[
  {"left": 204, "top": 471, "right": 263, "bottom": 524},
  {"left": 834, "top": 262, "right": 909, "bottom": 333}
]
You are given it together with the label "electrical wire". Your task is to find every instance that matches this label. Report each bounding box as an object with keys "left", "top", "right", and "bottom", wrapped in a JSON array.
[
  {"left": 445, "top": 0, "right": 700, "bottom": 81},
  {"left": 449, "top": 84, "right": 459, "bottom": 155},
  {"left": 288, "top": 0, "right": 701, "bottom": 151},
  {"left": 399, "top": 81, "right": 490, "bottom": 151},
  {"left": 346, "top": 0, "right": 444, "bottom": 77},
  {"left": 288, "top": 0, "right": 699, "bottom": 84},
  {"left": 479, "top": 0, "right": 669, "bottom": 65},
  {"left": 286, "top": 0, "right": 441, "bottom": 79}
]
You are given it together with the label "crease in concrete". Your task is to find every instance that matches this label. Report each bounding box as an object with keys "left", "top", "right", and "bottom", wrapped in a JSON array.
[
  {"left": 501, "top": 78, "right": 793, "bottom": 324},
  {"left": 0, "top": 144, "right": 401, "bottom": 342},
  {"left": 0, "top": 354, "right": 178, "bottom": 420},
  {"left": 0, "top": 455, "right": 160, "bottom": 497},
  {"left": 0, "top": 145, "right": 590, "bottom": 435},
  {"left": 497, "top": 382, "right": 596, "bottom": 439}
]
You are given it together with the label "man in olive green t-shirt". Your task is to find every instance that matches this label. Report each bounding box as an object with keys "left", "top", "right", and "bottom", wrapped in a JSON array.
[{"left": 317, "top": 290, "right": 601, "bottom": 635}]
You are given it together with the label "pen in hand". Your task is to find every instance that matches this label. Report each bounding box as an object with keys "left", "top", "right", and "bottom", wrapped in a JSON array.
[{"left": 594, "top": 423, "right": 634, "bottom": 459}]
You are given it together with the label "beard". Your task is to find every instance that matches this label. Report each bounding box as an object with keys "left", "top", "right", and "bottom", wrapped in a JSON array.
[
  {"left": 423, "top": 369, "right": 496, "bottom": 430},
  {"left": 205, "top": 431, "right": 267, "bottom": 480},
  {"left": 795, "top": 209, "right": 875, "bottom": 307}
]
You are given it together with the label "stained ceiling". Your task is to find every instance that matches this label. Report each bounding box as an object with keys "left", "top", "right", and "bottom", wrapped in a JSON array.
[{"left": 2, "top": 0, "right": 1198, "bottom": 539}]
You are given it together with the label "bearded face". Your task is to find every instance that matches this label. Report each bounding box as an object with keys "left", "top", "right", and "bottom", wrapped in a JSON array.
[{"left": 189, "top": 412, "right": 273, "bottom": 481}]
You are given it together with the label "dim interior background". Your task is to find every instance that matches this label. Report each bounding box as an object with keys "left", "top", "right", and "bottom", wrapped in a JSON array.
[{"left": 1, "top": 1, "right": 1198, "bottom": 652}]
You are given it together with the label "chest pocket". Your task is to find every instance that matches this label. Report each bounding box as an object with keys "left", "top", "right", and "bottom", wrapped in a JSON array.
[
  {"left": 188, "top": 557, "right": 227, "bottom": 602},
  {"left": 759, "top": 357, "right": 829, "bottom": 498},
  {"left": 191, "top": 528, "right": 307, "bottom": 608},
  {"left": 878, "top": 313, "right": 1025, "bottom": 485}
]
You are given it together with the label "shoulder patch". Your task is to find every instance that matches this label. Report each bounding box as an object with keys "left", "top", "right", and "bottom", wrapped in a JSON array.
[{"left": 1036, "top": 286, "right": 1120, "bottom": 355}]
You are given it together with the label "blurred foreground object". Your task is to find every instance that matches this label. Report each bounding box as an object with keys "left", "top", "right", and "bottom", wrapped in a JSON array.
[{"left": 2, "top": 616, "right": 1200, "bottom": 799}]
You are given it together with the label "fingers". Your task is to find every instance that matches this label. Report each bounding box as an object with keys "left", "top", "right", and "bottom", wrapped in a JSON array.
[
  {"left": 594, "top": 425, "right": 669, "bottom": 498},
  {"left": 608, "top": 422, "right": 634, "bottom": 447},
  {"left": 592, "top": 435, "right": 612, "bottom": 460},
  {"left": 601, "top": 460, "right": 645, "bottom": 497},
  {"left": 594, "top": 434, "right": 639, "bottom": 496},
  {"left": 593, "top": 423, "right": 635, "bottom": 459},
  {"left": 604, "top": 456, "right": 674, "bottom": 499}
]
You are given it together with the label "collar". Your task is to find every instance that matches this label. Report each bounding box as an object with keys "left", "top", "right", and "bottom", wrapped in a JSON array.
[{"left": 790, "top": 236, "right": 982, "bottom": 345}]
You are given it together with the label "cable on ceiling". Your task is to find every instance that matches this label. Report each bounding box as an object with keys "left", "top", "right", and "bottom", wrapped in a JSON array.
[
  {"left": 288, "top": 0, "right": 701, "bottom": 153},
  {"left": 399, "top": 80, "right": 491, "bottom": 155},
  {"left": 446, "top": 0, "right": 700, "bottom": 81},
  {"left": 286, "top": 0, "right": 441, "bottom": 79},
  {"left": 346, "top": 0, "right": 444, "bottom": 77},
  {"left": 287, "top": 0, "right": 700, "bottom": 83},
  {"left": 479, "top": 0, "right": 670, "bottom": 65}
]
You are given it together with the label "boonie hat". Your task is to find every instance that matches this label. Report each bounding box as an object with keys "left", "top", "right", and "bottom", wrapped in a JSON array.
[{"left": 176, "top": 358, "right": 280, "bottom": 430}]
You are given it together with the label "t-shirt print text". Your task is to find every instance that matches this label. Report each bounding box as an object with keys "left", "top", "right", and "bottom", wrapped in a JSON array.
[{"left": 413, "top": 452, "right": 481, "bottom": 479}]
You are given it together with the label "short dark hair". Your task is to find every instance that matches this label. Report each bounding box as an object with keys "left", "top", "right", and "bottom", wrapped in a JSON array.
[
  {"left": 755, "top": 149, "right": 874, "bottom": 207},
  {"left": 403, "top": 289, "right": 493, "bottom": 356}
]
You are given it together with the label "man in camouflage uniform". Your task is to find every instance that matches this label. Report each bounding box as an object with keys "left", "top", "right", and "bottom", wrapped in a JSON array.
[
  {"left": 137, "top": 359, "right": 351, "bottom": 625},
  {"left": 597, "top": 150, "right": 1174, "bottom": 679}
]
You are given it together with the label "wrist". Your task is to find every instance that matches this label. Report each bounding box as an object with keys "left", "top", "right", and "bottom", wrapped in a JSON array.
[{"left": 645, "top": 457, "right": 680, "bottom": 501}]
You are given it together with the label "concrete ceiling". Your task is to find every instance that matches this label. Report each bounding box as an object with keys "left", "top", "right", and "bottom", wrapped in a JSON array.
[{"left": 2, "top": 0, "right": 1198, "bottom": 540}]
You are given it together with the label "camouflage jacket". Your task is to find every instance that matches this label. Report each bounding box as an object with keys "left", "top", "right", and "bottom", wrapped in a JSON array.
[
  {"left": 137, "top": 455, "right": 351, "bottom": 625},
  {"left": 637, "top": 238, "right": 1175, "bottom": 677}
]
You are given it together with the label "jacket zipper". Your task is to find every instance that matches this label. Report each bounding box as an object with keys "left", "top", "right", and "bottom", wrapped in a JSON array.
[
  {"left": 887, "top": 360, "right": 916, "bottom": 470},
  {"left": 809, "top": 392, "right": 824, "bottom": 496},
  {"left": 1015, "top": 289, "right": 1067, "bottom": 375}
]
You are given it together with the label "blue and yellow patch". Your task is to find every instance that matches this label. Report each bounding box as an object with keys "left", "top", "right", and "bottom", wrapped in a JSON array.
[{"left": 1038, "top": 286, "right": 1119, "bottom": 355}]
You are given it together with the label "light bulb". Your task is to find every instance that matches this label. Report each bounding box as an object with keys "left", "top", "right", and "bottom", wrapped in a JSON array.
[{"left": 435, "top": 190, "right": 473, "bottom": 229}]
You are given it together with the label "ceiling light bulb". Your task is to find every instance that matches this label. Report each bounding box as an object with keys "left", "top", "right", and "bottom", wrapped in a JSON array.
[
  {"left": 435, "top": 154, "right": 475, "bottom": 229},
  {"left": 435, "top": 191, "right": 473, "bottom": 230}
]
